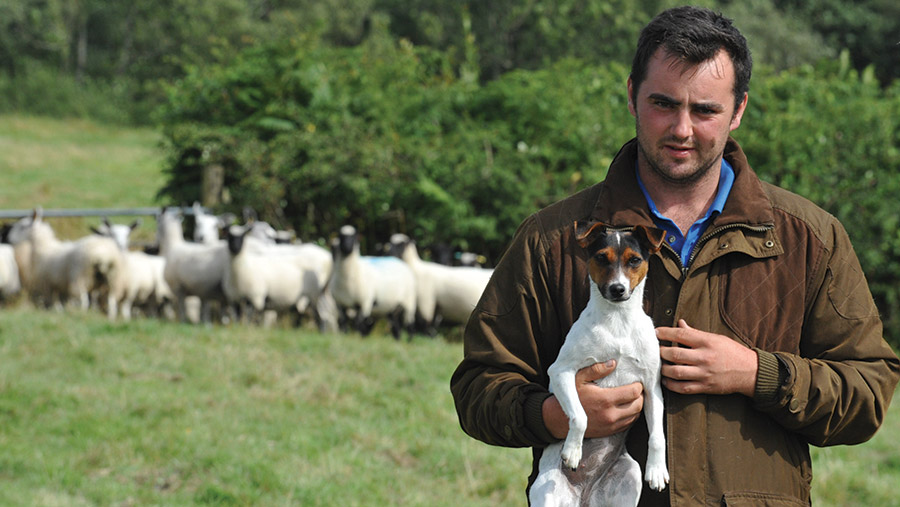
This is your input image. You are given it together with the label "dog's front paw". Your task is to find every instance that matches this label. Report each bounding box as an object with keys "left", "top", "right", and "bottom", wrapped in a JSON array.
[
  {"left": 645, "top": 464, "right": 669, "bottom": 491},
  {"left": 560, "top": 442, "right": 582, "bottom": 471}
]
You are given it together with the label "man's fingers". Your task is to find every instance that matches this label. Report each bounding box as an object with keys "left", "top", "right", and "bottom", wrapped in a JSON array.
[
  {"left": 657, "top": 319, "right": 704, "bottom": 348},
  {"left": 576, "top": 359, "right": 616, "bottom": 383},
  {"left": 611, "top": 382, "right": 645, "bottom": 405}
]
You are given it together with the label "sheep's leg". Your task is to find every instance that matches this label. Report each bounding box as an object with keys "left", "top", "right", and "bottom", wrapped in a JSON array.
[
  {"left": 389, "top": 308, "right": 402, "bottom": 340},
  {"left": 176, "top": 292, "right": 189, "bottom": 323},
  {"left": 106, "top": 293, "right": 118, "bottom": 321},
  {"left": 356, "top": 307, "right": 375, "bottom": 336},
  {"left": 76, "top": 286, "right": 91, "bottom": 311},
  {"left": 120, "top": 296, "right": 134, "bottom": 321},
  {"left": 315, "top": 293, "right": 339, "bottom": 333}
]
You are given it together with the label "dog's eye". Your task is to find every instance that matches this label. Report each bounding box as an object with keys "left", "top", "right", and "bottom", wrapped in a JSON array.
[
  {"left": 593, "top": 254, "right": 611, "bottom": 265},
  {"left": 628, "top": 256, "right": 643, "bottom": 267}
]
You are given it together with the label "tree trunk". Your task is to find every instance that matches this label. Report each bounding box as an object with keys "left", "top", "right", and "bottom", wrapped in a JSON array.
[{"left": 202, "top": 164, "right": 225, "bottom": 207}]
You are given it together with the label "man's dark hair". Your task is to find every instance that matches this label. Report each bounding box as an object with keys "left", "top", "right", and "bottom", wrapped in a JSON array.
[{"left": 630, "top": 6, "right": 752, "bottom": 114}]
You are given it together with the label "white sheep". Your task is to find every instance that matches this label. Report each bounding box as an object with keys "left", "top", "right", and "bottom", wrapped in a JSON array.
[
  {"left": 222, "top": 224, "right": 311, "bottom": 325},
  {"left": 7, "top": 209, "right": 124, "bottom": 319},
  {"left": 389, "top": 233, "right": 493, "bottom": 335},
  {"left": 0, "top": 243, "right": 21, "bottom": 302},
  {"left": 192, "top": 202, "right": 235, "bottom": 244},
  {"left": 330, "top": 225, "right": 416, "bottom": 339},
  {"left": 92, "top": 218, "right": 175, "bottom": 320},
  {"left": 225, "top": 222, "right": 337, "bottom": 330},
  {"left": 157, "top": 207, "right": 230, "bottom": 323}
]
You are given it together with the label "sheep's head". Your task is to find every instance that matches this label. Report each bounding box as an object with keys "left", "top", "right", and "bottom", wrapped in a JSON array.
[
  {"left": 337, "top": 225, "right": 358, "bottom": 257},
  {"left": 157, "top": 208, "right": 184, "bottom": 237},
  {"left": 92, "top": 218, "right": 141, "bottom": 251},
  {"left": 5, "top": 214, "right": 34, "bottom": 246},
  {"left": 388, "top": 233, "right": 411, "bottom": 258},
  {"left": 226, "top": 224, "right": 250, "bottom": 255}
]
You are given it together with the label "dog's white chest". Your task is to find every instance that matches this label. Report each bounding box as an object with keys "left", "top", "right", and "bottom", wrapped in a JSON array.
[{"left": 561, "top": 305, "right": 658, "bottom": 388}]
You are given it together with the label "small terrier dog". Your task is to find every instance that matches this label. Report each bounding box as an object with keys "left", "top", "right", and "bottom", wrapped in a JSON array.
[{"left": 530, "top": 220, "right": 669, "bottom": 507}]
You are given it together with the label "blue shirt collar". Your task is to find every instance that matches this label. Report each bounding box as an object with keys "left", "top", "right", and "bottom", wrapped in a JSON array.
[{"left": 636, "top": 158, "right": 734, "bottom": 267}]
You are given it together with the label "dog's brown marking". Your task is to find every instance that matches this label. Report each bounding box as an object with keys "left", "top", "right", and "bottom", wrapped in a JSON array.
[
  {"left": 587, "top": 247, "right": 615, "bottom": 287},
  {"left": 622, "top": 246, "right": 649, "bottom": 291}
]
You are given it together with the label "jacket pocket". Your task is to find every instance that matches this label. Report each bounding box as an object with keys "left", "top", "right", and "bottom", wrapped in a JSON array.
[
  {"left": 722, "top": 491, "right": 809, "bottom": 506},
  {"left": 718, "top": 254, "right": 805, "bottom": 353}
]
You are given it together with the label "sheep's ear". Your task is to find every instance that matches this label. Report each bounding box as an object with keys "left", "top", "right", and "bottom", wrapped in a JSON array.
[
  {"left": 130, "top": 218, "right": 142, "bottom": 230},
  {"left": 574, "top": 220, "right": 608, "bottom": 248},
  {"left": 633, "top": 225, "right": 666, "bottom": 254},
  {"left": 90, "top": 226, "right": 103, "bottom": 236},
  {"left": 32, "top": 206, "right": 43, "bottom": 222}
]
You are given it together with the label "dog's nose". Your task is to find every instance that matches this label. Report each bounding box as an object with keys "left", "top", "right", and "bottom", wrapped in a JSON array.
[{"left": 608, "top": 283, "right": 626, "bottom": 299}]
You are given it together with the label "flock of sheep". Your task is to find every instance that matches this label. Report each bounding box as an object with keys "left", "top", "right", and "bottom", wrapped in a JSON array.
[{"left": 0, "top": 205, "right": 495, "bottom": 339}]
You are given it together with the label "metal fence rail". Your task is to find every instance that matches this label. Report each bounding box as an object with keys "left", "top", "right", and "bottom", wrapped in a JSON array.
[{"left": 0, "top": 206, "right": 200, "bottom": 220}]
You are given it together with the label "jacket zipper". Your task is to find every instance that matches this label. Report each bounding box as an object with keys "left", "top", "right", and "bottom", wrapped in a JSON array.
[{"left": 678, "top": 223, "right": 775, "bottom": 280}]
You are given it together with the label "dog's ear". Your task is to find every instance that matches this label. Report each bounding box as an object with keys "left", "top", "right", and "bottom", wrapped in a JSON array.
[
  {"left": 574, "top": 220, "right": 608, "bottom": 248},
  {"left": 633, "top": 225, "right": 666, "bottom": 254}
]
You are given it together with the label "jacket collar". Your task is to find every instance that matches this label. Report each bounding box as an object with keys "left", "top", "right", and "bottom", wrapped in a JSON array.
[{"left": 591, "top": 138, "right": 775, "bottom": 229}]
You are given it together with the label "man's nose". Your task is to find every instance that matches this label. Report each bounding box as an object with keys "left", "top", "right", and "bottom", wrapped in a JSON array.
[{"left": 671, "top": 108, "right": 693, "bottom": 139}]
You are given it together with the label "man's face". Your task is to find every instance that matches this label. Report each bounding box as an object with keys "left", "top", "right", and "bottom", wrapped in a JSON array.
[{"left": 628, "top": 48, "right": 747, "bottom": 186}]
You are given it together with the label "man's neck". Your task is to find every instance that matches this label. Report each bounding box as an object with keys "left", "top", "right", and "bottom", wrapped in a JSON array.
[{"left": 638, "top": 157, "right": 723, "bottom": 235}]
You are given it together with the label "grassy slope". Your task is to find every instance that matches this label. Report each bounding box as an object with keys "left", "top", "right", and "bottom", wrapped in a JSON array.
[
  {"left": 0, "top": 114, "right": 166, "bottom": 209},
  {"left": 1, "top": 114, "right": 898, "bottom": 505},
  {"left": 0, "top": 114, "right": 166, "bottom": 242}
]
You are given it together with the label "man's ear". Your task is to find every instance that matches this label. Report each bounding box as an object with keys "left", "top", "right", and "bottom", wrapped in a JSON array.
[
  {"left": 627, "top": 77, "right": 636, "bottom": 117},
  {"left": 574, "top": 220, "right": 609, "bottom": 248},
  {"left": 730, "top": 92, "right": 748, "bottom": 132},
  {"left": 633, "top": 225, "right": 666, "bottom": 254}
]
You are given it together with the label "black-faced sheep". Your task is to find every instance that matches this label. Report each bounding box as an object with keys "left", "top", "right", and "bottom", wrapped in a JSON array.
[
  {"left": 330, "top": 225, "right": 416, "bottom": 339},
  {"left": 389, "top": 233, "right": 493, "bottom": 335}
]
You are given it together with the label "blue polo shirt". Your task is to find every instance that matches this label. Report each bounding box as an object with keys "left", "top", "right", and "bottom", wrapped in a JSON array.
[{"left": 636, "top": 159, "right": 734, "bottom": 268}]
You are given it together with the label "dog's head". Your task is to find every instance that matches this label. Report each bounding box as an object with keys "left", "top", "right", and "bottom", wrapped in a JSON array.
[{"left": 574, "top": 221, "right": 666, "bottom": 302}]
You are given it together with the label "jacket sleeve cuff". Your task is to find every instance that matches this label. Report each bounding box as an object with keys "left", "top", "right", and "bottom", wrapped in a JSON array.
[
  {"left": 753, "top": 348, "right": 783, "bottom": 404},
  {"left": 523, "top": 391, "right": 557, "bottom": 445}
]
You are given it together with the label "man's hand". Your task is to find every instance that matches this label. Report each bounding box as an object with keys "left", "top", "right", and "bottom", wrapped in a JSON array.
[
  {"left": 542, "top": 360, "right": 644, "bottom": 440},
  {"left": 657, "top": 319, "right": 758, "bottom": 397}
]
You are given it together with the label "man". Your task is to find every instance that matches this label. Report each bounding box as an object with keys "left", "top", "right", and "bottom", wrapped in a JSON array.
[{"left": 450, "top": 6, "right": 900, "bottom": 505}]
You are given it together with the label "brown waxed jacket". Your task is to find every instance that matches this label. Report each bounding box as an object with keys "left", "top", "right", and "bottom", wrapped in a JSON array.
[{"left": 450, "top": 138, "right": 900, "bottom": 506}]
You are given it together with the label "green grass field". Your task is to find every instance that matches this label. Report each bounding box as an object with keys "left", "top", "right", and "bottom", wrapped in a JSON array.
[
  {"left": 0, "top": 307, "right": 530, "bottom": 505},
  {"left": 0, "top": 307, "right": 897, "bottom": 506},
  {"left": 1, "top": 114, "right": 899, "bottom": 505}
]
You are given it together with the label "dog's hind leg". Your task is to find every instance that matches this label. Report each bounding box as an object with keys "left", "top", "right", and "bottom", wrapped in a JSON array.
[
  {"left": 586, "top": 451, "right": 642, "bottom": 507},
  {"left": 530, "top": 442, "right": 580, "bottom": 507}
]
